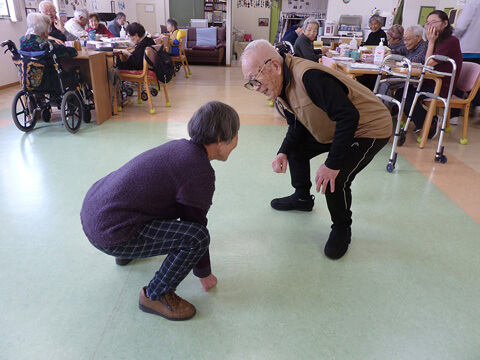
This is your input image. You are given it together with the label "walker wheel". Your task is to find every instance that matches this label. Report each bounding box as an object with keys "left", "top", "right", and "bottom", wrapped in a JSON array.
[
  {"left": 141, "top": 91, "right": 148, "bottom": 101},
  {"left": 125, "top": 87, "right": 134, "bottom": 97},
  {"left": 460, "top": 138, "right": 468, "bottom": 145},
  {"left": 386, "top": 163, "right": 394, "bottom": 172},
  {"left": 441, "top": 155, "right": 448, "bottom": 163},
  {"left": 150, "top": 88, "right": 158, "bottom": 97}
]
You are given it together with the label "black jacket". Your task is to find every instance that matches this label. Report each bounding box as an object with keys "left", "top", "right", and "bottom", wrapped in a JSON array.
[
  {"left": 118, "top": 36, "right": 156, "bottom": 71},
  {"left": 293, "top": 34, "right": 322, "bottom": 62}
]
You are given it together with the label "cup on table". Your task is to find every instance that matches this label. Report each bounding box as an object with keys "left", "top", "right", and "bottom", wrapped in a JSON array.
[{"left": 350, "top": 50, "right": 360, "bottom": 61}]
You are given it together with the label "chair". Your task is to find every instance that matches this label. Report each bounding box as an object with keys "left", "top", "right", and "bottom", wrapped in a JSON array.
[
  {"left": 321, "top": 56, "right": 337, "bottom": 70},
  {"left": 170, "top": 29, "right": 192, "bottom": 78},
  {"left": 433, "top": 62, "right": 480, "bottom": 145},
  {"left": 119, "top": 46, "right": 171, "bottom": 114}
]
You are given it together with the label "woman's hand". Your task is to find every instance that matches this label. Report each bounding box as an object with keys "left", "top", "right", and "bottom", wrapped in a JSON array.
[
  {"left": 272, "top": 153, "right": 288, "bottom": 173},
  {"left": 48, "top": 36, "right": 65, "bottom": 46},
  {"left": 425, "top": 25, "right": 438, "bottom": 44},
  {"left": 199, "top": 273, "right": 217, "bottom": 292}
]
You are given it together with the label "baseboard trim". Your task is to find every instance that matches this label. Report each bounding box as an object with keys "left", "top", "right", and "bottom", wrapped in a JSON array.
[{"left": 0, "top": 81, "right": 20, "bottom": 90}]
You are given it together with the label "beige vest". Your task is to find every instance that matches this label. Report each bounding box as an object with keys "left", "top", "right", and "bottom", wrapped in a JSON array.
[{"left": 276, "top": 55, "right": 392, "bottom": 143}]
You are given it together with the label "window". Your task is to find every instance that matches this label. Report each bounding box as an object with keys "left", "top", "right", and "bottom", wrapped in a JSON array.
[{"left": 0, "top": 0, "right": 10, "bottom": 18}]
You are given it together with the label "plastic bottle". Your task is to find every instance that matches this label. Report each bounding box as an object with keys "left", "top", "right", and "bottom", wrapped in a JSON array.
[
  {"left": 373, "top": 38, "right": 385, "bottom": 65},
  {"left": 120, "top": 26, "right": 126, "bottom": 39},
  {"left": 349, "top": 35, "right": 358, "bottom": 51}
]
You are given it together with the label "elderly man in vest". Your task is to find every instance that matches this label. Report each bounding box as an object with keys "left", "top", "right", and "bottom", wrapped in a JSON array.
[{"left": 242, "top": 40, "right": 392, "bottom": 260}]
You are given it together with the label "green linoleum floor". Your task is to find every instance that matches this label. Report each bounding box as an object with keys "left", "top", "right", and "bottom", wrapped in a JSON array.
[{"left": 1, "top": 120, "right": 479, "bottom": 360}]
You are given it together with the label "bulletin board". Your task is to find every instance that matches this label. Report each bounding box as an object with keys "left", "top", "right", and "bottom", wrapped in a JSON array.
[{"left": 418, "top": 6, "right": 435, "bottom": 27}]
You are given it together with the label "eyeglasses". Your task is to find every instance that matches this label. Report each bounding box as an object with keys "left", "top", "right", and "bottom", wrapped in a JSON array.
[
  {"left": 244, "top": 59, "right": 272, "bottom": 90},
  {"left": 424, "top": 20, "right": 442, "bottom": 27}
]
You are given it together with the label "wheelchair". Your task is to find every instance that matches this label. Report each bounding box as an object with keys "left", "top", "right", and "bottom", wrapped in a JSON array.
[{"left": 1, "top": 39, "right": 94, "bottom": 133}]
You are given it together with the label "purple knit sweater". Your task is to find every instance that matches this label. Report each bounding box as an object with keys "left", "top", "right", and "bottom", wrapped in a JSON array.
[{"left": 80, "top": 139, "right": 215, "bottom": 246}]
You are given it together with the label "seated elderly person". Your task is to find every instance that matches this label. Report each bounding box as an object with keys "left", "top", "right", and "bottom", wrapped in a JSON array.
[
  {"left": 38, "top": 0, "right": 75, "bottom": 43},
  {"left": 386, "top": 25, "right": 405, "bottom": 52},
  {"left": 379, "top": 25, "right": 428, "bottom": 111},
  {"left": 86, "top": 13, "right": 114, "bottom": 38},
  {"left": 365, "top": 15, "right": 389, "bottom": 46},
  {"left": 20, "top": 12, "right": 77, "bottom": 58},
  {"left": 392, "top": 25, "right": 428, "bottom": 64},
  {"left": 108, "top": 12, "right": 127, "bottom": 38},
  {"left": 65, "top": 8, "right": 89, "bottom": 39},
  {"left": 293, "top": 17, "right": 329, "bottom": 62},
  {"left": 117, "top": 22, "right": 155, "bottom": 70},
  {"left": 281, "top": 20, "right": 304, "bottom": 47}
]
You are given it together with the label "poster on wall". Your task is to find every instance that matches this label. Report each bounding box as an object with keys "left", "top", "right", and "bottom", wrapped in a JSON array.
[
  {"left": 237, "top": 0, "right": 273, "bottom": 8},
  {"left": 92, "top": 0, "right": 98, "bottom": 11},
  {"left": 118, "top": 1, "right": 126, "bottom": 11},
  {"left": 25, "top": 0, "right": 37, "bottom": 8}
]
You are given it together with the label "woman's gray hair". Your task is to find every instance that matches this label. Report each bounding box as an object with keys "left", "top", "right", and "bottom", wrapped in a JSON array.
[
  {"left": 74, "top": 8, "right": 89, "bottom": 20},
  {"left": 369, "top": 14, "right": 383, "bottom": 25},
  {"left": 188, "top": 101, "right": 240, "bottom": 145},
  {"left": 407, "top": 25, "right": 424, "bottom": 38},
  {"left": 302, "top": 16, "right": 320, "bottom": 31},
  {"left": 26, "top": 13, "right": 51, "bottom": 36}
]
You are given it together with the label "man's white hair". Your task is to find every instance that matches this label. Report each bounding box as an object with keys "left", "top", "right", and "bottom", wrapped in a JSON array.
[
  {"left": 38, "top": 1, "right": 55, "bottom": 12},
  {"left": 406, "top": 25, "right": 424, "bottom": 38},
  {"left": 74, "top": 8, "right": 89, "bottom": 20},
  {"left": 241, "top": 39, "right": 283, "bottom": 67}
]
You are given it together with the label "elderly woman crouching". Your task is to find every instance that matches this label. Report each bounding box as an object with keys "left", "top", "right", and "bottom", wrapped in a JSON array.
[{"left": 81, "top": 101, "right": 240, "bottom": 321}]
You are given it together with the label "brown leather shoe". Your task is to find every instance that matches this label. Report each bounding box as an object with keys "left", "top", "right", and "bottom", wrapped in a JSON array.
[{"left": 138, "top": 287, "right": 196, "bottom": 321}]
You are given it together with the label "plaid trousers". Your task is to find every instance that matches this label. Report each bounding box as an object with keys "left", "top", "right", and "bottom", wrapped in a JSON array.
[{"left": 90, "top": 219, "right": 210, "bottom": 300}]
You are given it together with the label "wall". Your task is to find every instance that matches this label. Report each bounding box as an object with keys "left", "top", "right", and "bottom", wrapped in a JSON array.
[
  {"left": 326, "top": 0, "right": 397, "bottom": 30},
  {"left": 0, "top": 18, "right": 28, "bottom": 86},
  {"left": 169, "top": 0, "right": 203, "bottom": 27},
  {"left": 233, "top": 5, "right": 270, "bottom": 41}
]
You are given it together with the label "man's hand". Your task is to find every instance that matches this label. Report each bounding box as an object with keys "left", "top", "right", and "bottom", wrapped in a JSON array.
[
  {"left": 54, "top": 16, "right": 65, "bottom": 33},
  {"left": 315, "top": 164, "right": 340, "bottom": 194},
  {"left": 199, "top": 273, "right": 217, "bottom": 292},
  {"left": 272, "top": 153, "right": 288, "bottom": 173}
]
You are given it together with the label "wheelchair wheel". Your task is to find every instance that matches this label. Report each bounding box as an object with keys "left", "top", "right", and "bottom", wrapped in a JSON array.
[
  {"left": 11, "top": 90, "right": 37, "bottom": 132},
  {"left": 125, "top": 87, "right": 134, "bottom": 97},
  {"left": 61, "top": 91, "right": 83, "bottom": 133},
  {"left": 150, "top": 88, "right": 158, "bottom": 97},
  {"left": 41, "top": 108, "right": 51, "bottom": 123},
  {"left": 141, "top": 91, "right": 148, "bottom": 101}
]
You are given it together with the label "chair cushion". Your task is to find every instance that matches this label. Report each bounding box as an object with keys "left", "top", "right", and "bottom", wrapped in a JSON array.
[
  {"left": 196, "top": 27, "right": 217, "bottom": 47},
  {"left": 192, "top": 46, "right": 216, "bottom": 51},
  {"left": 120, "top": 69, "right": 156, "bottom": 78}
]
